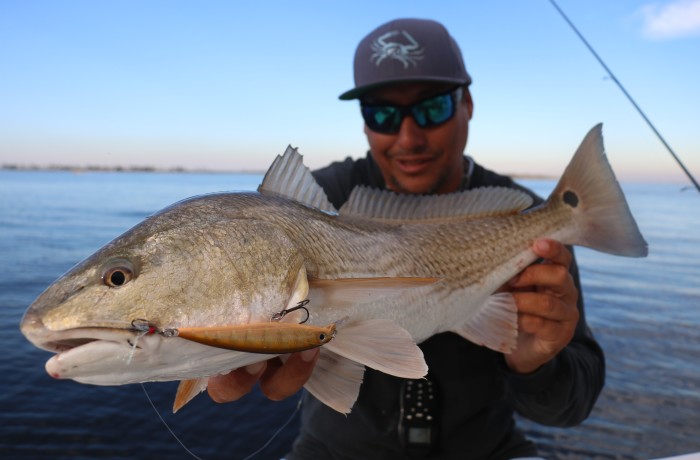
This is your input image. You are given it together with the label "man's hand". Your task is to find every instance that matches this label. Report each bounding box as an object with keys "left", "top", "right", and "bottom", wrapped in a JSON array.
[
  {"left": 207, "top": 348, "right": 320, "bottom": 404},
  {"left": 504, "top": 239, "right": 580, "bottom": 374}
]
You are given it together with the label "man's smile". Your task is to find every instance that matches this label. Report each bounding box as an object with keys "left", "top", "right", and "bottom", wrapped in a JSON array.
[{"left": 392, "top": 155, "right": 436, "bottom": 175}]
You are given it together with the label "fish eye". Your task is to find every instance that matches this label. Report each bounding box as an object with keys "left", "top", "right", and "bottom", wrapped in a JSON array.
[{"left": 102, "top": 261, "right": 135, "bottom": 288}]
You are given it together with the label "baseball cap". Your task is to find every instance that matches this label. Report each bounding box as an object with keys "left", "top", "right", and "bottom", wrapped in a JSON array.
[{"left": 339, "top": 18, "right": 472, "bottom": 100}]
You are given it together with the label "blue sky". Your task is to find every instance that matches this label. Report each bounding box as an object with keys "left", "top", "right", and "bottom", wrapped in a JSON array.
[{"left": 1, "top": 0, "right": 698, "bottom": 183}]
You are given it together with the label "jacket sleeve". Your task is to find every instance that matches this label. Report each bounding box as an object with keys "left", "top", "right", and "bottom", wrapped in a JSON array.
[{"left": 502, "top": 252, "right": 606, "bottom": 427}]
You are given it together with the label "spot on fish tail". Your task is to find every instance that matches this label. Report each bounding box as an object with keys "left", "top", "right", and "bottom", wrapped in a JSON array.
[{"left": 563, "top": 190, "right": 579, "bottom": 208}]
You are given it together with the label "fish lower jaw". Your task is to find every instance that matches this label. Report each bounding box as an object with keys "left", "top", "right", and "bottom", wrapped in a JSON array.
[
  {"left": 46, "top": 340, "right": 127, "bottom": 380},
  {"left": 34, "top": 328, "right": 141, "bottom": 379},
  {"left": 43, "top": 330, "right": 182, "bottom": 383}
]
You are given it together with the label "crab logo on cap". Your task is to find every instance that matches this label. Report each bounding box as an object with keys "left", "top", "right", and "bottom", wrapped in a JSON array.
[{"left": 370, "top": 30, "right": 424, "bottom": 69}]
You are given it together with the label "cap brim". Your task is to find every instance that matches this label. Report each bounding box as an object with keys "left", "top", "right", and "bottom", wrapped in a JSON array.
[{"left": 338, "top": 76, "right": 471, "bottom": 100}]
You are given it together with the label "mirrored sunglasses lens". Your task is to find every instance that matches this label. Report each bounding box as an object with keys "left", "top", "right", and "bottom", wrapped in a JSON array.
[
  {"left": 413, "top": 94, "right": 454, "bottom": 127},
  {"left": 362, "top": 106, "right": 400, "bottom": 133}
]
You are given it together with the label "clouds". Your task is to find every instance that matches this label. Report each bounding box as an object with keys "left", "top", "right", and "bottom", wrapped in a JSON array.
[{"left": 639, "top": 0, "right": 700, "bottom": 39}]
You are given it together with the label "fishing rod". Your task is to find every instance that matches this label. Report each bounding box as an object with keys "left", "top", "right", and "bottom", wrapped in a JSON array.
[{"left": 548, "top": 0, "right": 700, "bottom": 193}]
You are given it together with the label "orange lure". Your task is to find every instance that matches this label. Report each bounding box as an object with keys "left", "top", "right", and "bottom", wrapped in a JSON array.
[{"left": 174, "top": 322, "right": 336, "bottom": 353}]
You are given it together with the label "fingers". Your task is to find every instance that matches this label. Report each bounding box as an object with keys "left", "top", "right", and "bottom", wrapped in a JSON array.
[
  {"left": 503, "top": 239, "right": 580, "bottom": 374},
  {"left": 512, "top": 291, "right": 579, "bottom": 354},
  {"left": 509, "top": 240, "right": 576, "bottom": 301},
  {"left": 260, "top": 348, "right": 319, "bottom": 401},
  {"left": 509, "top": 240, "right": 579, "bottom": 343},
  {"left": 207, "top": 348, "right": 320, "bottom": 405},
  {"left": 207, "top": 361, "right": 268, "bottom": 403},
  {"left": 532, "top": 239, "right": 572, "bottom": 267},
  {"left": 512, "top": 291, "right": 579, "bottom": 325},
  {"left": 505, "top": 292, "right": 579, "bottom": 374}
]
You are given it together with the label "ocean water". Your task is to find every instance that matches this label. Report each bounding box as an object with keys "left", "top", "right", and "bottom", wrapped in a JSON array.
[{"left": 0, "top": 170, "right": 698, "bottom": 459}]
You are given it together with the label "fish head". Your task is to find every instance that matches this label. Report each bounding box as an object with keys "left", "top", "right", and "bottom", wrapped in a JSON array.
[{"left": 20, "top": 194, "right": 310, "bottom": 384}]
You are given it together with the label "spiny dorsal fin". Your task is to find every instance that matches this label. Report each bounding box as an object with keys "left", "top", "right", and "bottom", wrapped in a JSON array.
[
  {"left": 339, "top": 186, "right": 533, "bottom": 222},
  {"left": 258, "top": 146, "right": 337, "bottom": 214}
]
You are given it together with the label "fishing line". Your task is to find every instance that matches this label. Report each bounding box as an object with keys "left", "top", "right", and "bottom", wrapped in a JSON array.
[
  {"left": 548, "top": 0, "right": 700, "bottom": 193},
  {"left": 126, "top": 330, "right": 148, "bottom": 365},
  {"left": 141, "top": 383, "right": 205, "bottom": 460},
  {"left": 141, "top": 383, "right": 303, "bottom": 460},
  {"left": 240, "top": 393, "right": 303, "bottom": 460}
]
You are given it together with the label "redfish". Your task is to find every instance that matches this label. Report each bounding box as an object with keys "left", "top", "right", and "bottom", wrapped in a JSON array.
[{"left": 20, "top": 124, "right": 647, "bottom": 414}]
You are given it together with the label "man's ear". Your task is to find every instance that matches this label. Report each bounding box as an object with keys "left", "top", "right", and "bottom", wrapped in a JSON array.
[{"left": 464, "top": 87, "right": 474, "bottom": 121}]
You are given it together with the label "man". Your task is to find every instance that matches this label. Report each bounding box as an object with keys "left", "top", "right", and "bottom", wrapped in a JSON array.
[{"left": 208, "top": 18, "right": 604, "bottom": 459}]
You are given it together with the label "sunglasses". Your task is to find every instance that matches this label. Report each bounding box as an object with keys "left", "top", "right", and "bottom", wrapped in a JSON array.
[{"left": 360, "top": 87, "right": 463, "bottom": 134}]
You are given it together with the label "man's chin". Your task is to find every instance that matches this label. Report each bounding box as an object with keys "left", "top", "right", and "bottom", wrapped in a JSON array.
[{"left": 388, "top": 176, "right": 440, "bottom": 195}]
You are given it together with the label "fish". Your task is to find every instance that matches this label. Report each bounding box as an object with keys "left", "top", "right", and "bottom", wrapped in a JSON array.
[{"left": 20, "top": 124, "right": 647, "bottom": 414}]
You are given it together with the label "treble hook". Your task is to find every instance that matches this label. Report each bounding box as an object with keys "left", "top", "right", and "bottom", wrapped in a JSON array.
[
  {"left": 271, "top": 299, "right": 310, "bottom": 324},
  {"left": 130, "top": 319, "right": 157, "bottom": 334},
  {"left": 130, "top": 318, "right": 177, "bottom": 337}
]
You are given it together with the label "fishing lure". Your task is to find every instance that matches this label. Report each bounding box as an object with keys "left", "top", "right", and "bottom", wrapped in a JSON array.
[
  {"left": 173, "top": 322, "right": 336, "bottom": 353},
  {"left": 129, "top": 298, "right": 335, "bottom": 354}
]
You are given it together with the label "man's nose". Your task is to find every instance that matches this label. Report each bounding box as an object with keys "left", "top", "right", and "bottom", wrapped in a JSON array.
[{"left": 395, "top": 115, "right": 427, "bottom": 150}]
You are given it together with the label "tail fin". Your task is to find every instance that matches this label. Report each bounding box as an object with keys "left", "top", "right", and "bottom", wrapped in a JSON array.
[{"left": 550, "top": 124, "right": 648, "bottom": 257}]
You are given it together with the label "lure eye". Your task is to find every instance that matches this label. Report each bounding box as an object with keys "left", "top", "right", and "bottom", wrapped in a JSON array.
[{"left": 102, "top": 262, "right": 135, "bottom": 288}]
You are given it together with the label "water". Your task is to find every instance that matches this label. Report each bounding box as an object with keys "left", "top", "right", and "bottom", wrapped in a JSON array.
[{"left": 1, "top": 171, "right": 698, "bottom": 459}]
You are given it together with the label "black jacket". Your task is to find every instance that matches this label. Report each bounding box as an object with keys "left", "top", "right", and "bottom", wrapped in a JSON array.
[{"left": 286, "top": 153, "right": 605, "bottom": 460}]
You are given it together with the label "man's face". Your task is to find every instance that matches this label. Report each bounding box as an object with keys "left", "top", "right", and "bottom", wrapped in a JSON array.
[{"left": 361, "top": 82, "right": 473, "bottom": 195}]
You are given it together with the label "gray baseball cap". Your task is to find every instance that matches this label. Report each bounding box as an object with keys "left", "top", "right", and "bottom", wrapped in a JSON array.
[{"left": 339, "top": 18, "right": 472, "bottom": 100}]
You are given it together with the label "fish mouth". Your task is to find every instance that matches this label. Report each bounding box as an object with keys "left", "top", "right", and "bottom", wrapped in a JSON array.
[
  {"left": 21, "top": 313, "right": 263, "bottom": 386},
  {"left": 33, "top": 327, "right": 136, "bottom": 355},
  {"left": 20, "top": 320, "right": 153, "bottom": 382},
  {"left": 44, "top": 329, "right": 143, "bottom": 380},
  {"left": 20, "top": 307, "right": 135, "bottom": 354},
  {"left": 20, "top": 311, "right": 270, "bottom": 385}
]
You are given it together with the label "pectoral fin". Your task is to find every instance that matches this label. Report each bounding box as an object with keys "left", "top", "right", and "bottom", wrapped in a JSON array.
[
  {"left": 326, "top": 319, "right": 427, "bottom": 379},
  {"left": 304, "top": 319, "right": 428, "bottom": 414},
  {"left": 172, "top": 317, "right": 429, "bottom": 415}
]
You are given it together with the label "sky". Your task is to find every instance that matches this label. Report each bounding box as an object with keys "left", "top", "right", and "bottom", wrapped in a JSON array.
[{"left": 0, "top": 0, "right": 698, "bottom": 183}]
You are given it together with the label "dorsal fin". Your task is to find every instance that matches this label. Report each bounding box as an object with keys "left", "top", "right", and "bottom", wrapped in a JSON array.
[
  {"left": 258, "top": 146, "right": 337, "bottom": 214},
  {"left": 339, "top": 186, "right": 533, "bottom": 222}
]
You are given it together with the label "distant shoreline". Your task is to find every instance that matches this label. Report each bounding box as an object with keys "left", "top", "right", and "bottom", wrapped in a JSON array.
[
  {"left": 0, "top": 164, "right": 266, "bottom": 175},
  {"left": 1, "top": 164, "right": 555, "bottom": 180}
]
